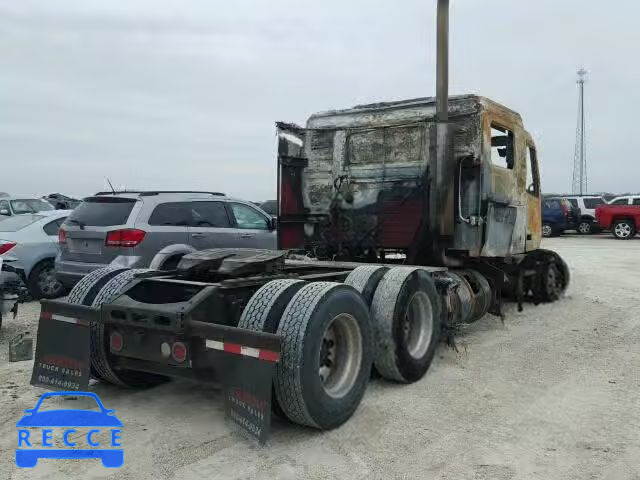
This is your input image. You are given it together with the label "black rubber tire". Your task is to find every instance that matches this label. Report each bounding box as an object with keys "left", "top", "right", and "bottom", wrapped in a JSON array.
[
  {"left": 67, "top": 266, "right": 129, "bottom": 306},
  {"left": 237, "top": 279, "right": 306, "bottom": 419},
  {"left": 90, "top": 269, "right": 168, "bottom": 388},
  {"left": 370, "top": 267, "right": 442, "bottom": 383},
  {"left": 238, "top": 279, "right": 306, "bottom": 334},
  {"left": 612, "top": 220, "right": 636, "bottom": 240},
  {"left": 274, "top": 282, "right": 373, "bottom": 430},
  {"left": 344, "top": 265, "right": 389, "bottom": 306},
  {"left": 531, "top": 249, "right": 570, "bottom": 302},
  {"left": 577, "top": 220, "right": 592, "bottom": 235},
  {"left": 27, "top": 260, "right": 66, "bottom": 300},
  {"left": 64, "top": 266, "right": 130, "bottom": 381}
]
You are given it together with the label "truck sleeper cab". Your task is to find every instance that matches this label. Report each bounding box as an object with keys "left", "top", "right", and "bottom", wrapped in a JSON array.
[{"left": 277, "top": 95, "right": 542, "bottom": 265}]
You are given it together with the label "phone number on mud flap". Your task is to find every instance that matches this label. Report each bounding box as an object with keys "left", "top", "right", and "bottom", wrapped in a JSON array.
[
  {"left": 36, "top": 375, "right": 81, "bottom": 390},
  {"left": 228, "top": 393, "right": 265, "bottom": 421},
  {"left": 229, "top": 409, "right": 262, "bottom": 438}
]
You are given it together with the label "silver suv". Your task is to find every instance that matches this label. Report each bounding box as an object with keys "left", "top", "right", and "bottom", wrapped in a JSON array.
[{"left": 55, "top": 191, "right": 277, "bottom": 288}]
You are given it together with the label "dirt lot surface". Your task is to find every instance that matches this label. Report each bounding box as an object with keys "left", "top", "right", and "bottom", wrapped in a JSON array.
[{"left": 1, "top": 236, "right": 639, "bottom": 480}]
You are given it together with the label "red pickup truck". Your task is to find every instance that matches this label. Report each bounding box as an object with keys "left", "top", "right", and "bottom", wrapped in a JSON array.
[{"left": 595, "top": 204, "right": 640, "bottom": 239}]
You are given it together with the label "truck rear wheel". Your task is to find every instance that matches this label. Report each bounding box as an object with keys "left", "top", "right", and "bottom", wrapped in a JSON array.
[
  {"left": 613, "top": 220, "right": 636, "bottom": 240},
  {"left": 370, "top": 267, "right": 442, "bottom": 383},
  {"left": 344, "top": 265, "right": 389, "bottom": 306},
  {"left": 274, "top": 282, "right": 373, "bottom": 429},
  {"left": 90, "top": 269, "right": 168, "bottom": 388},
  {"left": 237, "top": 279, "right": 306, "bottom": 418},
  {"left": 66, "top": 266, "right": 129, "bottom": 306},
  {"left": 238, "top": 279, "right": 306, "bottom": 334},
  {"left": 65, "top": 266, "right": 130, "bottom": 381}
]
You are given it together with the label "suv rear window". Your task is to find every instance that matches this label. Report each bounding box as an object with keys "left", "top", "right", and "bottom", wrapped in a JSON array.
[
  {"left": 67, "top": 197, "right": 136, "bottom": 227},
  {"left": 544, "top": 199, "right": 561, "bottom": 209},
  {"left": 583, "top": 198, "right": 604, "bottom": 209}
]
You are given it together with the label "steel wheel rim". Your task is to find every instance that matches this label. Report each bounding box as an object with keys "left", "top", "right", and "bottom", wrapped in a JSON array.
[
  {"left": 38, "top": 266, "right": 62, "bottom": 296},
  {"left": 318, "top": 313, "right": 362, "bottom": 399},
  {"left": 403, "top": 291, "right": 433, "bottom": 359},
  {"left": 615, "top": 223, "right": 631, "bottom": 238},
  {"left": 542, "top": 225, "right": 552, "bottom": 237},
  {"left": 578, "top": 222, "right": 590, "bottom": 234},
  {"left": 546, "top": 264, "right": 563, "bottom": 297}
]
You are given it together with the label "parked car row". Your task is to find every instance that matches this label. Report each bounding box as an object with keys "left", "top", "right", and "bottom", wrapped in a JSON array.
[
  {"left": 541, "top": 194, "right": 640, "bottom": 238},
  {"left": 0, "top": 190, "right": 276, "bottom": 326}
]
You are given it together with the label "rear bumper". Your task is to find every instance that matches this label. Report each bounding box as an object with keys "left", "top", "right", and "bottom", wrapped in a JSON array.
[
  {"left": 34, "top": 295, "right": 281, "bottom": 443},
  {"left": 0, "top": 262, "right": 27, "bottom": 315}
]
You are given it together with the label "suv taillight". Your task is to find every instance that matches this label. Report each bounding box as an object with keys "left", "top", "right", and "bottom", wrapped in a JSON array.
[
  {"left": 105, "top": 229, "right": 146, "bottom": 247},
  {"left": 58, "top": 228, "right": 67, "bottom": 245}
]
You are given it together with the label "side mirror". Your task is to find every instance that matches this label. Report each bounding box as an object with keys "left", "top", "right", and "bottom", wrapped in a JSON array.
[
  {"left": 0, "top": 209, "right": 9, "bottom": 216},
  {"left": 527, "top": 184, "right": 536, "bottom": 194},
  {"left": 269, "top": 217, "right": 278, "bottom": 231}
]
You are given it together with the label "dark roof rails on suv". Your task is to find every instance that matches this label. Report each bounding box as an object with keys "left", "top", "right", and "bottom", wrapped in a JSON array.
[{"left": 93, "top": 190, "right": 226, "bottom": 197}]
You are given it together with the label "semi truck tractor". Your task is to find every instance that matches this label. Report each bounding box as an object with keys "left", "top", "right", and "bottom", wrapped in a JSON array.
[{"left": 30, "top": 0, "right": 569, "bottom": 442}]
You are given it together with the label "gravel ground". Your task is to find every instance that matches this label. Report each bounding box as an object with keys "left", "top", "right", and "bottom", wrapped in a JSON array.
[{"left": 1, "top": 236, "right": 639, "bottom": 480}]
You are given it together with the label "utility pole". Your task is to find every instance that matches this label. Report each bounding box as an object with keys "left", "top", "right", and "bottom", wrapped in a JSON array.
[{"left": 572, "top": 68, "right": 587, "bottom": 195}]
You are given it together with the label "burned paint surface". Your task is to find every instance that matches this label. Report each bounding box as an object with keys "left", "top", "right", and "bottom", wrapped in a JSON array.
[{"left": 277, "top": 95, "right": 542, "bottom": 263}]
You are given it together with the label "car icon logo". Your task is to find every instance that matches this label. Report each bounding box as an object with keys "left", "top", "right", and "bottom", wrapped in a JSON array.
[{"left": 16, "top": 391, "right": 123, "bottom": 468}]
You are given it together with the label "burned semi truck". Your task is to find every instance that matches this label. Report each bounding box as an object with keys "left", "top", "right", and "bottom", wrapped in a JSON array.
[
  {"left": 276, "top": 94, "right": 568, "bottom": 309},
  {"left": 30, "top": 2, "right": 568, "bottom": 442},
  {"left": 30, "top": 95, "right": 569, "bottom": 442}
]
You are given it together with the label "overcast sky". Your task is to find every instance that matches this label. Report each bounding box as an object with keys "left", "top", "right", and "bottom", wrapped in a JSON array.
[{"left": 1, "top": 0, "right": 638, "bottom": 200}]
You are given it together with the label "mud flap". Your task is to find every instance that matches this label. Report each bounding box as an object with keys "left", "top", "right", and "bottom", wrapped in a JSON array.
[
  {"left": 30, "top": 307, "right": 92, "bottom": 391},
  {"left": 222, "top": 356, "right": 275, "bottom": 445},
  {"left": 191, "top": 321, "right": 282, "bottom": 444}
]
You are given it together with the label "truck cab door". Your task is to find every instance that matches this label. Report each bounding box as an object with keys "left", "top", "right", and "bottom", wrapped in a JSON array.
[
  {"left": 481, "top": 121, "right": 528, "bottom": 257},
  {"left": 524, "top": 142, "right": 541, "bottom": 251}
]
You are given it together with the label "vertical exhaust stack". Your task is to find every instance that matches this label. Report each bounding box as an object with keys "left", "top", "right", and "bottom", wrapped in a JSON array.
[
  {"left": 410, "top": 0, "right": 454, "bottom": 266},
  {"left": 426, "top": 0, "right": 456, "bottom": 265},
  {"left": 436, "top": 0, "right": 449, "bottom": 123}
]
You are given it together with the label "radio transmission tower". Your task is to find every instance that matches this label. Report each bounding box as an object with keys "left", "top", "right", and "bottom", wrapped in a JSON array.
[{"left": 572, "top": 68, "right": 588, "bottom": 194}]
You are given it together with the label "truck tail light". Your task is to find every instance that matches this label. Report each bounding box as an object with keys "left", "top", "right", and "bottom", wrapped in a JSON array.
[
  {"left": 105, "top": 229, "right": 146, "bottom": 247},
  {"left": 0, "top": 242, "right": 16, "bottom": 255},
  {"left": 171, "top": 342, "right": 187, "bottom": 363},
  {"left": 58, "top": 228, "right": 67, "bottom": 245},
  {"left": 110, "top": 331, "right": 124, "bottom": 352}
]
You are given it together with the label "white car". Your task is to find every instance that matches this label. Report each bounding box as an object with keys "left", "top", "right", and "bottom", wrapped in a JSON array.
[
  {"left": 0, "top": 210, "right": 71, "bottom": 299},
  {"left": 0, "top": 195, "right": 55, "bottom": 220},
  {"left": 607, "top": 195, "right": 640, "bottom": 206}
]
